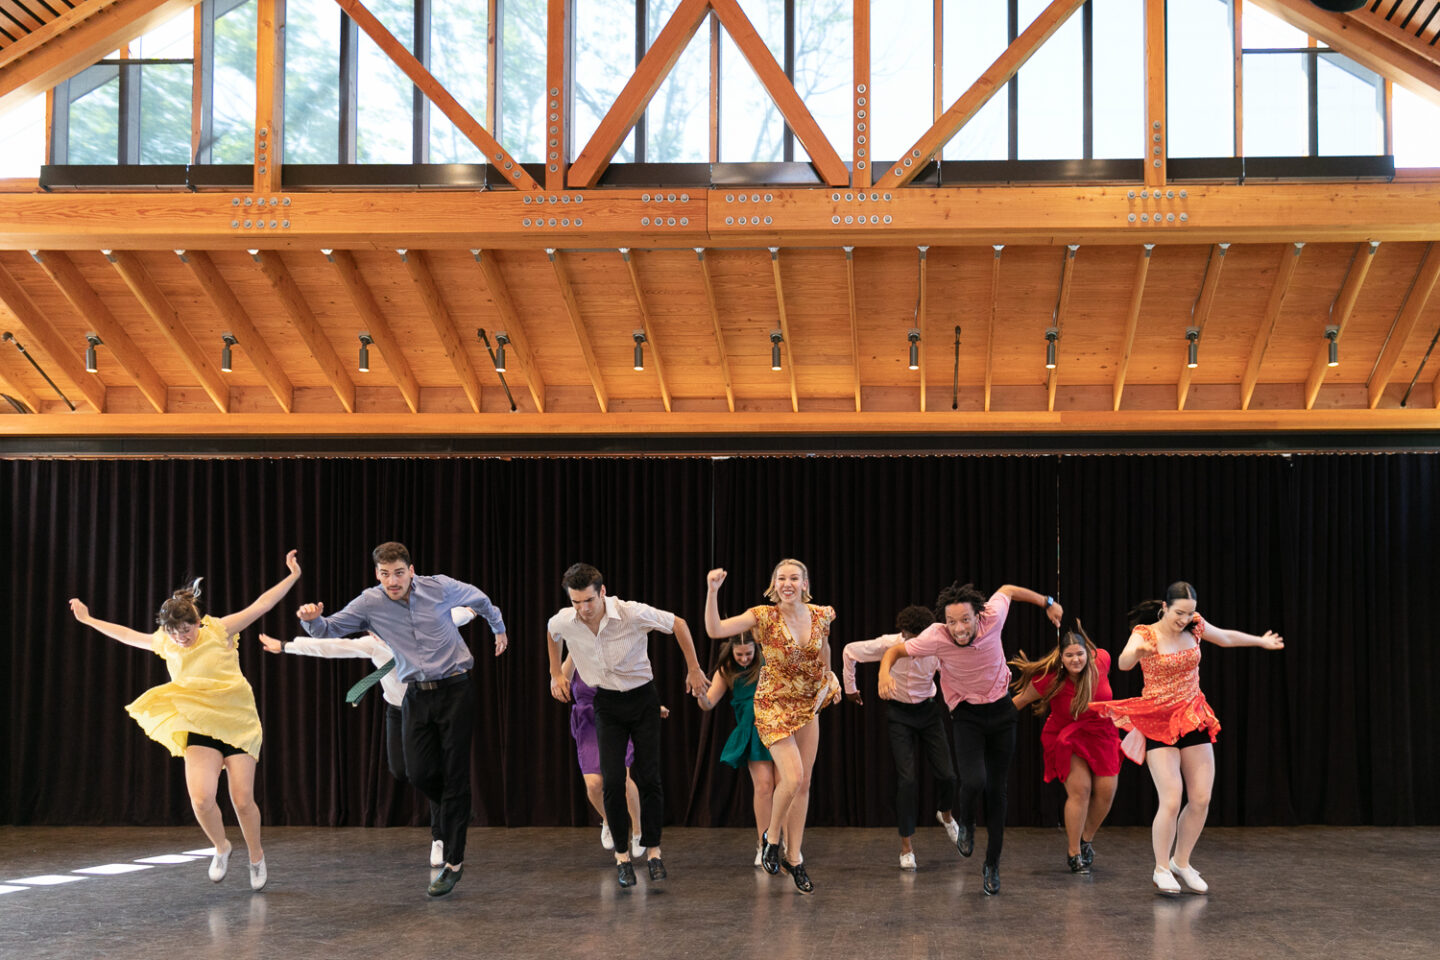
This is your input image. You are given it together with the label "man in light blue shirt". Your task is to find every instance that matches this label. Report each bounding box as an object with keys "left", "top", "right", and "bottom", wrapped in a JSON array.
[{"left": 298, "top": 541, "right": 508, "bottom": 898}]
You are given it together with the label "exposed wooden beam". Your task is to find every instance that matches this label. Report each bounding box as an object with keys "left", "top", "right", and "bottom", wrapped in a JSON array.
[
  {"left": 1232, "top": 0, "right": 1244, "bottom": 158},
  {"left": 1047, "top": 245, "right": 1079, "bottom": 413},
  {"left": 254, "top": 250, "right": 355, "bottom": 413},
  {"left": 886, "top": 0, "right": 1086, "bottom": 186},
  {"left": 0, "top": 261, "right": 105, "bottom": 412},
  {"left": 544, "top": 0, "right": 569, "bottom": 192},
  {"left": 547, "top": 248, "right": 608, "bottom": 413},
  {"left": 853, "top": 0, "right": 871, "bottom": 190},
  {"left": 568, "top": 0, "right": 711, "bottom": 188},
  {"left": 985, "top": 244, "right": 1002, "bottom": 413},
  {"left": 486, "top": 0, "right": 498, "bottom": 132},
  {"left": 917, "top": 246, "right": 928, "bottom": 413},
  {"left": 328, "top": 249, "right": 421, "bottom": 413},
  {"left": 31, "top": 250, "right": 168, "bottom": 413},
  {"left": 768, "top": 247, "right": 799, "bottom": 413},
  {"left": 709, "top": 12, "right": 720, "bottom": 163},
  {"left": 0, "top": 335, "right": 43, "bottom": 413},
  {"left": 107, "top": 250, "right": 228, "bottom": 413},
  {"left": 1177, "top": 242, "right": 1229, "bottom": 411},
  {"left": 0, "top": 0, "right": 199, "bottom": 114},
  {"left": 1240, "top": 242, "right": 1304, "bottom": 411},
  {"left": 1144, "top": 0, "right": 1166, "bottom": 189},
  {"left": 1369, "top": 241, "right": 1440, "bottom": 409},
  {"left": 709, "top": 0, "right": 848, "bottom": 187},
  {"left": 472, "top": 249, "right": 545, "bottom": 413},
  {"left": 1305, "top": 240, "right": 1378, "bottom": 409},
  {"left": 843, "top": 246, "right": 861, "bottom": 412},
  {"left": 620, "top": 248, "right": 672, "bottom": 413},
  {"left": 332, "top": 0, "right": 540, "bottom": 191},
  {"left": 695, "top": 248, "right": 735, "bottom": 413},
  {"left": 254, "top": 0, "right": 283, "bottom": 195},
  {"left": 180, "top": 250, "right": 294, "bottom": 413},
  {"left": 0, "top": 1, "right": 45, "bottom": 32},
  {"left": 1112, "top": 243, "right": 1154, "bottom": 411},
  {"left": 400, "top": 250, "right": 482, "bottom": 413}
]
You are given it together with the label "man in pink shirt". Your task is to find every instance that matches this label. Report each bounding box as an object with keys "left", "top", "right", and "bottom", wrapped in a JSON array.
[
  {"left": 843, "top": 605, "right": 962, "bottom": 871},
  {"left": 878, "top": 582, "right": 1062, "bottom": 896}
]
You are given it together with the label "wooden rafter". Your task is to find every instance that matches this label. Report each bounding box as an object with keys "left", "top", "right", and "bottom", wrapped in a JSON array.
[
  {"left": 843, "top": 246, "right": 861, "bottom": 412},
  {"left": 1369, "top": 241, "right": 1440, "bottom": 409},
  {"left": 180, "top": 250, "right": 294, "bottom": 413},
  {"left": 886, "top": 0, "right": 1086, "bottom": 187},
  {"left": 695, "top": 248, "right": 735, "bottom": 413},
  {"left": 708, "top": 0, "right": 847, "bottom": 186},
  {"left": 1177, "top": 243, "right": 1229, "bottom": 411},
  {"left": 0, "top": 0, "right": 45, "bottom": 33},
  {"left": 400, "top": 250, "right": 482, "bottom": 414},
  {"left": 620, "top": 248, "right": 672, "bottom": 413},
  {"left": 332, "top": 0, "right": 540, "bottom": 191},
  {"left": 0, "top": 261, "right": 105, "bottom": 412},
  {"left": 472, "top": 249, "right": 545, "bottom": 413},
  {"left": 547, "top": 248, "right": 608, "bottom": 413},
  {"left": 985, "top": 245, "right": 1002, "bottom": 413},
  {"left": 545, "top": 0, "right": 568, "bottom": 192},
  {"left": 254, "top": 250, "right": 355, "bottom": 414},
  {"left": 255, "top": 0, "right": 282, "bottom": 196},
  {"left": 1305, "top": 241, "right": 1378, "bottom": 410},
  {"left": 769, "top": 247, "right": 798, "bottom": 413},
  {"left": 916, "top": 246, "right": 928, "bottom": 413},
  {"left": 328, "top": 249, "right": 421, "bottom": 414},
  {"left": 1112, "top": 243, "right": 1154, "bottom": 411},
  {"left": 1047, "top": 245, "right": 1079, "bottom": 413},
  {"left": 568, "top": 0, "right": 711, "bottom": 188},
  {"left": 31, "top": 249, "right": 167, "bottom": 413},
  {"left": 1144, "top": 0, "right": 1166, "bottom": 189},
  {"left": 1240, "top": 243, "right": 1305, "bottom": 411},
  {"left": 108, "top": 250, "right": 228, "bottom": 413},
  {"left": 853, "top": 0, "right": 871, "bottom": 190}
]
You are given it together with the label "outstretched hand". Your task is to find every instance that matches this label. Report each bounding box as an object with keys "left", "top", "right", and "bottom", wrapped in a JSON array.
[
  {"left": 68, "top": 598, "right": 89, "bottom": 623},
  {"left": 1258, "top": 630, "right": 1284, "bottom": 651},
  {"left": 258, "top": 633, "right": 283, "bottom": 654},
  {"left": 284, "top": 549, "right": 301, "bottom": 578},
  {"left": 297, "top": 602, "right": 324, "bottom": 621}
]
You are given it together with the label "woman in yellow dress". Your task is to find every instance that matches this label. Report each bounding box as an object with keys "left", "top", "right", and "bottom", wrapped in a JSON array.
[
  {"left": 705, "top": 559, "right": 838, "bottom": 895},
  {"left": 68, "top": 550, "right": 301, "bottom": 892}
]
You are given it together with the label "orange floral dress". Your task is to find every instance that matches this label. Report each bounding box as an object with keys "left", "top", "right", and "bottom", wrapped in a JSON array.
[
  {"left": 749, "top": 604, "right": 837, "bottom": 747},
  {"left": 1091, "top": 616, "right": 1220, "bottom": 753}
]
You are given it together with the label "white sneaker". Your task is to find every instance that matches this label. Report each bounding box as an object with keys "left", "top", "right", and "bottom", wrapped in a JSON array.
[
  {"left": 430, "top": 839, "right": 445, "bottom": 868},
  {"left": 249, "top": 857, "right": 267, "bottom": 891},
  {"left": 630, "top": 835, "right": 644, "bottom": 859},
  {"left": 1169, "top": 858, "right": 1208, "bottom": 894},
  {"left": 899, "top": 851, "right": 917, "bottom": 871},
  {"left": 936, "top": 811, "right": 960, "bottom": 845},
  {"left": 208, "top": 843, "right": 231, "bottom": 882},
  {"left": 1153, "top": 866, "right": 1182, "bottom": 895},
  {"left": 599, "top": 821, "right": 615, "bottom": 851}
]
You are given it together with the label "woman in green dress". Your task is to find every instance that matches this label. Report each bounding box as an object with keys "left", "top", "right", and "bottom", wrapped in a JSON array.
[{"left": 698, "top": 633, "right": 774, "bottom": 866}]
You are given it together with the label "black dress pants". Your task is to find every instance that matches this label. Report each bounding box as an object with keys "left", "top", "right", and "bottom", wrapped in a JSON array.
[
  {"left": 887, "top": 697, "right": 958, "bottom": 837},
  {"left": 386, "top": 704, "right": 442, "bottom": 842},
  {"left": 950, "top": 696, "right": 1019, "bottom": 866},
  {"left": 594, "top": 681, "right": 663, "bottom": 850},
  {"left": 402, "top": 676, "right": 475, "bottom": 865}
]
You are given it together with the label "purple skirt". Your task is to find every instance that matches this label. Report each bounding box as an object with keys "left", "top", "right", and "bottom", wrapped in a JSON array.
[{"left": 570, "top": 674, "right": 634, "bottom": 776}]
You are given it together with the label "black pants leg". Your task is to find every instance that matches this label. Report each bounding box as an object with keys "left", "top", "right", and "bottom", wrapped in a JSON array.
[
  {"left": 594, "top": 682, "right": 664, "bottom": 851},
  {"left": 886, "top": 703, "right": 925, "bottom": 838},
  {"left": 387, "top": 704, "right": 441, "bottom": 841},
  {"left": 918, "top": 699, "right": 958, "bottom": 814},
  {"left": 951, "top": 697, "right": 1019, "bottom": 867},
  {"left": 403, "top": 680, "right": 475, "bottom": 865}
]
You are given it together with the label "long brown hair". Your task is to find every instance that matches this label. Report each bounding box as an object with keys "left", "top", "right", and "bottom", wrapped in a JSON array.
[
  {"left": 713, "top": 633, "right": 762, "bottom": 689},
  {"left": 1009, "top": 619, "right": 1099, "bottom": 719}
]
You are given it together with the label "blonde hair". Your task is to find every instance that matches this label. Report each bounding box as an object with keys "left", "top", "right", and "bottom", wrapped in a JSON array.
[{"left": 763, "top": 558, "right": 812, "bottom": 603}]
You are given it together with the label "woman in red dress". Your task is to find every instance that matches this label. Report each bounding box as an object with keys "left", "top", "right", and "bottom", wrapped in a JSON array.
[
  {"left": 1093, "top": 582, "right": 1284, "bottom": 895},
  {"left": 1011, "top": 620, "right": 1121, "bottom": 875}
]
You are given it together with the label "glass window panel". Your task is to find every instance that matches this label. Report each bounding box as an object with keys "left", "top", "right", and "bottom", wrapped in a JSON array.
[
  {"left": 1092, "top": 0, "right": 1143, "bottom": 159},
  {"left": 1242, "top": 52, "right": 1307, "bottom": 155},
  {"left": 0, "top": 93, "right": 47, "bottom": 177},
  {"left": 792, "top": 0, "right": 851, "bottom": 165},
  {"left": 574, "top": 0, "right": 635, "bottom": 164},
  {"left": 357, "top": 0, "right": 415, "bottom": 163},
  {"left": 285, "top": 0, "right": 341, "bottom": 164},
  {"left": 869, "top": 0, "right": 930, "bottom": 166},
  {"left": 942, "top": 0, "right": 1008, "bottom": 161},
  {"left": 720, "top": 0, "right": 784, "bottom": 163},
  {"left": 1018, "top": 0, "right": 1081, "bottom": 159},
  {"left": 1242, "top": 0, "right": 1306, "bottom": 48},
  {"left": 68, "top": 66, "right": 121, "bottom": 164},
  {"left": 431, "top": 0, "right": 489, "bottom": 163},
  {"left": 1393, "top": 84, "right": 1440, "bottom": 169},
  {"left": 1317, "top": 53, "right": 1381, "bottom": 156},
  {"left": 139, "top": 64, "right": 194, "bottom": 164},
  {"left": 646, "top": 1, "right": 709, "bottom": 162},
  {"left": 135, "top": 14, "right": 193, "bottom": 58},
  {"left": 212, "top": 0, "right": 257, "bottom": 163},
  {"left": 501, "top": 0, "right": 547, "bottom": 163},
  {"left": 1167, "top": 0, "right": 1233, "bottom": 158}
]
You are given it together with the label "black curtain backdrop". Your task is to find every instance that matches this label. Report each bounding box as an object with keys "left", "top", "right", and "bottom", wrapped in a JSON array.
[{"left": 2, "top": 454, "right": 1435, "bottom": 829}]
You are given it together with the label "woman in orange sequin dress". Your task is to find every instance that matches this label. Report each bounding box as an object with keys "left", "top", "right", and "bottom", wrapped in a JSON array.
[
  {"left": 705, "top": 559, "right": 838, "bottom": 895},
  {"left": 1092, "top": 581, "right": 1284, "bottom": 896}
]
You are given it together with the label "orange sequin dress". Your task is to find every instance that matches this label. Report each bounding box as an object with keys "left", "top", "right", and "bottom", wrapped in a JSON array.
[
  {"left": 1091, "top": 616, "right": 1220, "bottom": 750},
  {"left": 749, "top": 604, "right": 837, "bottom": 748}
]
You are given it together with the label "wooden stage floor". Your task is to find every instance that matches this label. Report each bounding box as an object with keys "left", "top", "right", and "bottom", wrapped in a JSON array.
[{"left": 1, "top": 824, "right": 1435, "bottom": 959}]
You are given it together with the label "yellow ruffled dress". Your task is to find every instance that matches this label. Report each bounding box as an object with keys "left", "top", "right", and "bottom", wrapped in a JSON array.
[{"left": 125, "top": 614, "right": 263, "bottom": 759}]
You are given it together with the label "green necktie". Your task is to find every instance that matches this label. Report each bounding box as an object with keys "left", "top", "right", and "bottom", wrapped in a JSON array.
[{"left": 345, "top": 658, "right": 396, "bottom": 707}]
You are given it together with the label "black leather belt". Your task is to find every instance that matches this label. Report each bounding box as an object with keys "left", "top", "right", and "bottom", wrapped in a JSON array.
[{"left": 412, "top": 671, "right": 469, "bottom": 691}]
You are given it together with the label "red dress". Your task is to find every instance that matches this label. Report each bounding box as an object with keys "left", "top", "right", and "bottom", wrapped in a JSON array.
[
  {"left": 1032, "top": 647, "right": 1122, "bottom": 781},
  {"left": 1091, "top": 616, "right": 1220, "bottom": 757}
]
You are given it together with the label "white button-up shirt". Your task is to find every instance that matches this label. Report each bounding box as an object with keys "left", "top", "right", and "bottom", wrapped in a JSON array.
[
  {"left": 547, "top": 596, "right": 676, "bottom": 692},
  {"left": 842, "top": 633, "right": 940, "bottom": 704}
]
